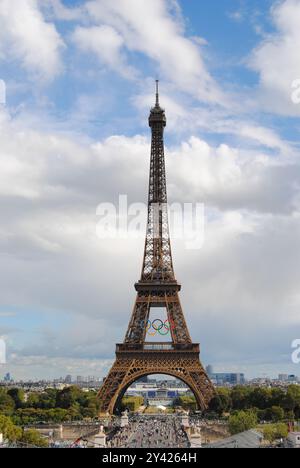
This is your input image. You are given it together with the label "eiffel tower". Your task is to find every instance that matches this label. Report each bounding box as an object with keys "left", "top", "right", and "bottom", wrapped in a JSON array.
[{"left": 98, "top": 82, "right": 214, "bottom": 414}]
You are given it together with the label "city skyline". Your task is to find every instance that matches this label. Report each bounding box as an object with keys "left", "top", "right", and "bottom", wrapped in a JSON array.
[
  {"left": 2, "top": 369, "right": 300, "bottom": 385},
  {"left": 2, "top": 365, "right": 300, "bottom": 382},
  {"left": 1, "top": 0, "right": 300, "bottom": 380}
]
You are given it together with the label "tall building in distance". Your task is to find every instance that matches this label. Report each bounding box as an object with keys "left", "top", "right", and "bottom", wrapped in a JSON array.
[
  {"left": 137, "top": 376, "right": 149, "bottom": 383},
  {"left": 64, "top": 375, "right": 72, "bottom": 384},
  {"left": 287, "top": 375, "right": 298, "bottom": 383},
  {"left": 210, "top": 373, "right": 246, "bottom": 386},
  {"left": 205, "top": 365, "right": 245, "bottom": 386},
  {"left": 3, "top": 372, "right": 12, "bottom": 382},
  {"left": 278, "top": 374, "right": 289, "bottom": 382}
]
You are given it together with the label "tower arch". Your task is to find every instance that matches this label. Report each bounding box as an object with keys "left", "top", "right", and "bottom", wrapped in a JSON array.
[{"left": 112, "top": 371, "right": 208, "bottom": 415}]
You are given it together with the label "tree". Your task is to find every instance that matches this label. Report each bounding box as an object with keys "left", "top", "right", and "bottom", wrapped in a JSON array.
[
  {"left": 0, "top": 389, "right": 15, "bottom": 416},
  {"left": 7, "top": 388, "right": 25, "bottom": 409},
  {"left": 209, "top": 389, "right": 232, "bottom": 416},
  {"left": 209, "top": 396, "right": 224, "bottom": 416},
  {"left": 0, "top": 414, "right": 22, "bottom": 442},
  {"left": 282, "top": 394, "right": 295, "bottom": 413},
  {"left": 21, "top": 429, "right": 48, "bottom": 448},
  {"left": 46, "top": 408, "right": 68, "bottom": 423},
  {"left": 38, "top": 389, "right": 56, "bottom": 409},
  {"left": 249, "top": 388, "right": 271, "bottom": 410},
  {"left": 67, "top": 404, "right": 83, "bottom": 421},
  {"left": 273, "top": 423, "right": 288, "bottom": 441},
  {"left": 121, "top": 396, "right": 144, "bottom": 412},
  {"left": 270, "top": 388, "right": 285, "bottom": 407},
  {"left": 265, "top": 406, "right": 285, "bottom": 422},
  {"left": 286, "top": 385, "right": 300, "bottom": 418},
  {"left": 287, "top": 385, "right": 300, "bottom": 405},
  {"left": 81, "top": 406, "right": 97, "bottom": 419},
  {"left": 231, "top": 386, "right": 251, "bottom": 410},
  {"left": 174, "top": 396, "right": 197, "bottom": 412},
  {"left": 263, "top": 423, "right": 288, "bottom": 443},
  {"left": 77, "top": 390, "right": 99, "bottom": 419},
  {"left": 229, "top": 410, "right": 258, "bottom": 435},
  {"left": 56, "top": 386, "right": 82, "bottom": 409},
  {"left": 26, "top": 392, "right": 40, "bottom": 409}
]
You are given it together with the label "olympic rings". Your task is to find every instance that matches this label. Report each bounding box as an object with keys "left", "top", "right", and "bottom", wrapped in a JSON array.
[{"left": 146, "top": 319, "right": 175, "bottom": 336}]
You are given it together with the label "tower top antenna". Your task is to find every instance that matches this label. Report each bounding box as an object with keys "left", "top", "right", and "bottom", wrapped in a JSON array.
[{"left": 155, "top": 79, "right": 159, "bottom": 107}]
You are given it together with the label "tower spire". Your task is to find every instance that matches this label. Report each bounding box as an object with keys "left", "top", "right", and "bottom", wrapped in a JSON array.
[{"left": 155, "top": 79, "right": 159, "bottom": 107}]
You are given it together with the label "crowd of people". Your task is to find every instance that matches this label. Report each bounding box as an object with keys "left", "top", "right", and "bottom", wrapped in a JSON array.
[
  {"left": 106, "top": 420, "right": 139, "bottom": 448},
  {"left": 108, "top": 415, "right": 189, "bottom": 448}
]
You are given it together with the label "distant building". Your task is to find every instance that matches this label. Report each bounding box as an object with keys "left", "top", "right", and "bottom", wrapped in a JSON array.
[
  {"left": 211, "top": 373, "right": 245, "bottom": 386},
  {"left": 64, "top": 375, "right": 72, "bottom": 384},
  {"left": 147, "top": 384, "right": 174, "bottom": 407},
  {"left": 288, "top": 375, "right": 298, "bottom": 383},
  {"left": 156, "top": 386, "right": 168, "bottom": 399},
  {"left": 147, "top": 378, "right": 157, "bottom": 384},
  {"left": 278, "top": 374, "right": 289, "bottom": 382},
  {"left": 206, "top": 365, "right": 214, "bottom": 377},
  {"left": 137, "top": 376, "right": 149, "bottom": 383},
  {"left": 285, "top": 432, "right": 300, "bottom": 448},
  {"left": 204, "top": 430, "right": 263, "bottom": 449},
  {"left": 3, "top": 373, "right": 12, "bottom": 382}
]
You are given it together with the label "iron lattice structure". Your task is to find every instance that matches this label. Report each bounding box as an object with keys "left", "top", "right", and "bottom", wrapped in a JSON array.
[{"left": 98, "top": 82, "right": 214, "bottom": 414}]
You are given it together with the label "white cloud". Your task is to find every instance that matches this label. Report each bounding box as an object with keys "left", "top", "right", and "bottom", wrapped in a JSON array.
[
  {"left": 169, "top": 136, "right": 300, "bottom": 214},
  {"left": 0, "top": 0, "right": 64, "bottom": 81},
  {"left": 2, "top": 354, "right": 113, "bottom": 381},
  {"left": 81, "top": 0, "right": 224, "bottom": 104},
  {"left": 42, "top": 0, "right": 84, "bottom": 21},
  {"left": 228, "top": 9, "right": 245, "bottom": 23},
  {"left": 0, "top": 312, "right": 16, "bottom": 317},
  {"left": 213, "top": 120, "right": 292, "bottom": 154},
  {"left": 72, "top": 25, "right": 136, "bottom": 79},
  {"left": 249, "top": 0, "right": 300, "bottom": 115},
  {"left": 133, "top": 90, "right": 292, "bottom": 153}
]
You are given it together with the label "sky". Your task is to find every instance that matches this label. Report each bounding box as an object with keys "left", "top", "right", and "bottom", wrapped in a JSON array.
[{"left": 1, "top": 0, "right": 300, "bottom": 381}]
